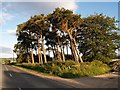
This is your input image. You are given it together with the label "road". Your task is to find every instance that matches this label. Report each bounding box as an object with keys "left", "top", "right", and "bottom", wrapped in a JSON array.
[{"left": 1, "top": 64, "right": 73, "bottom": 89}]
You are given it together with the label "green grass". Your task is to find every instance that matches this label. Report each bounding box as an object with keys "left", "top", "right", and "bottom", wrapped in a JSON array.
[{"left": 15, "top": 60, "right": 111, "bottom": 78}]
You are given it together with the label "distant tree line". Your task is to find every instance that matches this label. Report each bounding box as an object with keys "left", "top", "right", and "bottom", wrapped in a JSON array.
[{"left": 14, "top": 8, "right": 120, "bottom": 64}]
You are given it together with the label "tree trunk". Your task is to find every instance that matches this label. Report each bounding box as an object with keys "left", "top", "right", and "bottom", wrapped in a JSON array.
[
  {"left": 38, "top": 38, "right": 43, "bottom": 64},
  {"left": 73, "top": 38, "right": 83, "bottom": 62},
  {"left": 30, "top": 48, "right": 34, "bottom": 64},
  {"left": 42, "top": 39, "right": 47, "bottom": 63},
  {"left": 68, "top": 32, "right": 79, "bottom": 62},
  {"left": 56, "top": 44, "right": 62, "bottom": 60},
  {"left": 62, "top": 45, "right": 65, "bottom": 61},
  {"left": 76, "top": 46, "right": 83, "bottom": 62},
  {"left": 60, "top": 45, "right": 65, "bottom": 61},
  {"left": 70, "top": 40, "right": 79, "bottom": 62},
  {"left": 58, "top": 37, "right": 65, "bottom": 61}
]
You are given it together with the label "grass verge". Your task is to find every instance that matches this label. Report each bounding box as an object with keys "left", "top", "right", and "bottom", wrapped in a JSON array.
[{"left": 14, "top": 60, "right": 111, "bottom": 78}]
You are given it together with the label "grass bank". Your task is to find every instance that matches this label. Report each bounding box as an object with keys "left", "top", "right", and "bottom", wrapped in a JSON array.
[{"left": 15, "top": 60, "right": 111, "bottom": 78}]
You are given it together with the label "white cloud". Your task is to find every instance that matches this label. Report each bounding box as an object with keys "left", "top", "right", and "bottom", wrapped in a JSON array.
[
  {"left": 1, "top": 0, "right": 120, "bottom": 2},
  {"left": 0, "top": 16, "right": 3, "bottom": 26},
  {"left": 0, "top": 1, "right": 78, "bottom": 25},
  {"left": 7, "top": 29, "right": 16, "bottom": 35},
  {"left": 1, "top": 0, "right": 77, "bottom": 2},
  {"left": 0, "top": 3, "right": 14, "bottom": 25},
  {"left": 1, "top": 0, "right": 119, "bottom": 2},
  {"left": 0, "top": 53, "right": 16, "bottom": 58},
  {"left": 0, "top": 46, "right": 12, "bottom": 54},
  {"left": 2, "top": 2, "right": 78, "bottom": 15},
  {"left": 0, "top": 29, "right": 16, "bottom": 35},
  {"left": 0, "top": 1, "right": 78, "bottom": 58},
  {"left": 0, "top": 45, "right": 17, "bottom": 58},
  {"left": 0, "top": 12, "right": 14, "bottom": 26}
]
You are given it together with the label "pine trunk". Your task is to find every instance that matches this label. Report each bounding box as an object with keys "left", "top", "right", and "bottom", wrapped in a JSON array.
[
  {"left": 68, "top": 32, "right": 79, "bottom": 62},
  {"left": 58, "top": 37, "right": 65, "bottom": 61},
  {"left": 31, "top": 48, "right": 34, "bottom": 64},
  {"left": 60, "top": 45, "right": 65, "bottom": 61},
  {"left": 70, "top": 40, "right": 79, "bottom": 62},
  {"left": 38, "top": 38, "right": 43, "bottom": 64},
  {"left": 42, "top": 39, "right": 47, "bottom": 63},
  {"left": 56, "top": 44, "right": 62, "bottom": 60},
  {"left": 73, "top": 38, "right": 83, "bottom": 62}
]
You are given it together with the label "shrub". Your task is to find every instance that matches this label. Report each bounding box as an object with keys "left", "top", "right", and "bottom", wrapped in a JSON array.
[
  {"left": 51, "top": 65, "right": 62, "bottom": 76},
  {"left": 95, "top": 54, "right": 111, "bottom": 64},
  {"left": 61, "top": 69, "right": 79, "bottom": 78},
  {"left": 15, "top": 60, "right": 111, "bottom": 78}
]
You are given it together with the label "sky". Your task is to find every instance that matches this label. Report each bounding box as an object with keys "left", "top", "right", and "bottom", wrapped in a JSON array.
[{"left": 0, "top": 0, "right": 119, "bottom": 58}]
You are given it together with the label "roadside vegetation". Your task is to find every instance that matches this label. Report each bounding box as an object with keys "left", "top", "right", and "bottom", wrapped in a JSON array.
[
  {"left": 10, "top": 8, "right": 120, "bottom": 78},
  {"left": 15, "top": 60, "right": 110, "bottom": 78}
]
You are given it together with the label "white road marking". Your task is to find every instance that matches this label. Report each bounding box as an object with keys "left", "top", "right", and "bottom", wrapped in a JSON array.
[
  {"left": 9, "top": 73, "right": 12, "bottom": 77},
  {"left": 5, "top": 66, "right": 8, "bottom": 71},
  {"left": 18, "top": 88, "right": 22, "bottom": 90}
]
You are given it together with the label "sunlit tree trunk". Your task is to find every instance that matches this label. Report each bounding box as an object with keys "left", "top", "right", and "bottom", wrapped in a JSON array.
[
  {"left": 56, "top": 44, "right": 61, "bottom": 60},
  {"left": 42, "top": 39, "right": 47, "bottom": 63},
  {"left": 62, "top": 45, "right": 65, "bottom": 61},
  {"left": 57, "top": 37, "right": 65, "bottom": 61},
  {"left": 38, "top": 38, "right": 43, "bottom": 64},
  {"left": 68, "top": 31, "right": 79, "bottom": 62},
  {"left": 30, "top": 48, "right": 34, "bottom": 64}
]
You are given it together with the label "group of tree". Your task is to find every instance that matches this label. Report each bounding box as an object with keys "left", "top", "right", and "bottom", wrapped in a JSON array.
[{"left": 14, "top": 8, "right": 120, "bottom": 64}]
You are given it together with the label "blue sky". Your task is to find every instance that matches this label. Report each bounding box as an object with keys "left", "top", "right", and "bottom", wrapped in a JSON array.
[
  {"left": 76, "top": 2, "right": 118, "bottom": 19},
  {"left": 0, "top": 1, "right": 119, "bottom": 58}
]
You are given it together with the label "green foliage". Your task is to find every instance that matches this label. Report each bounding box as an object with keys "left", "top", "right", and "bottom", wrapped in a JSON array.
[
  {"left": 4, "top": 60, "right": 11, "bottom": 65},
  {"left": 14, "top": 7, "right": 120, "bottom": 65},
  {"left": 16, "top": 53, "right": 31, "bottom": 63},
  {"left": 95, "top": 54, "right": 111, "bottom": 64},
  {"left": 78, "top": 14, "right": 120, "bottom": 62},
  {"left": 16, "top": 60, "right": 111, "bottom": 78}
]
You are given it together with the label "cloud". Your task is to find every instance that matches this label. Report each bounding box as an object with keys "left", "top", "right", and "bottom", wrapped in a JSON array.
[
  {"left": 0, "top": 2, "right": 14, "bottom": 25},
  {"left": 0, "top": 12, "right": 14, "bottom": 26},
  {"left": 0, "top": 29, "right": 16, "bottom": 35},
  {"left": 1, "top": 1, "right": 77, "bottom": 25},
  {"left": 2, "top": 1, "right": 77, "bottom": 15},
  {"left": 2, "top": 0, "right": 76, "bottom": 2},
  {"left": 0, "top": 46, "right": 12, "bottom": 54},
  {"left": 1, "top": 0, "right": 119, "bottom": 2},
  {"left": 0, "top": 16, "right": 3, "bottom": 26},
  {"left": 0, "top": 1, "right": 78, "bottom": 58},
  {"left": 0, "top": 53, "right": 16, "bottom": 58},
  {"left": 6, "top": 29, "right": 16, "bottom": 35},
  {"left": 0, "top": 45, "right": 17, "bottom": 58},
  {"left": 0, "top": 3, "right": 14, "bottom": 26},
  {"left": 1, "top": 1, "right": 77, "bottom": 24}
]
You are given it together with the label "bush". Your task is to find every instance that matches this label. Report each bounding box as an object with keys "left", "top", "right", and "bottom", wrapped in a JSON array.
[
  {"left": 16, "top": 60, "right": 111, "bottom": 78},
  {"left": 61, "top": 72, "right": 78, "bottom": 78},
  {"left": 51, "top": 65, "right": 63, "bottom": 76},
  {"left": 95, "top": 54, "right": 111, "bottom": 64}
]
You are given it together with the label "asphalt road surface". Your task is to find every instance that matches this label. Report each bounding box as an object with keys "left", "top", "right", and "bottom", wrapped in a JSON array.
[{"left": 1, "top": 64, "right": 73, "bottom": 89}]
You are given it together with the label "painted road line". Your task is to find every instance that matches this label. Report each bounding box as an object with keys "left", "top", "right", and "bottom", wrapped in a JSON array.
[
  {"left": 18, "top": 88, "right": 22, "bottom": 90},
  {"left": 9, "top": 73, "right": 12, "bottom": 77},
  {"left": 5, "top": 65, "right": 8, "bottom": 71}
]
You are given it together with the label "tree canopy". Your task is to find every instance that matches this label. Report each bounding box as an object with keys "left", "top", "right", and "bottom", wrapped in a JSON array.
[{"left": 14, "top": 8, "right": 120, "bottom": 64}]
